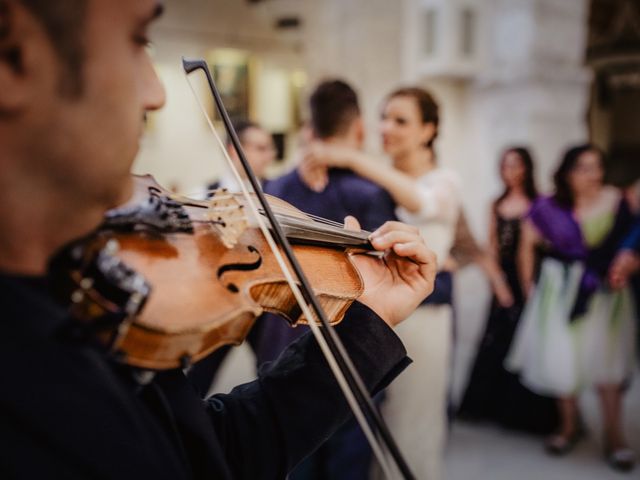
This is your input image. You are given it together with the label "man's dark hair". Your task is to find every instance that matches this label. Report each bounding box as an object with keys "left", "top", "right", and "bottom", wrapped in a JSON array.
[
  {"left": 226, "top": 119, "right": 260, "bottom": 147},
  {"left": 309, "top": 80, "right": 360, "bottom": 140},
  {"left": 4, "top": 0, "right": 88, "bottom": 96}
]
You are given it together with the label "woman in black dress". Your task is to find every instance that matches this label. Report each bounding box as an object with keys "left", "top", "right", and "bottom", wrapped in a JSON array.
[{"left": 458, "top": 147, "right": 558, "bottom": 434}]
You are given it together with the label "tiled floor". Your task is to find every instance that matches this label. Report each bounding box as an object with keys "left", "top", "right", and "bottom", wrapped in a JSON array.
[
  {"left": 447, "top": 269, "right": 640, "bottom": 480},
  {"left": 445, "top": 384, "right": 640, "bottom": 480},
  {"left": 445, "top": 421, "right": 639, "bottom": 480}
]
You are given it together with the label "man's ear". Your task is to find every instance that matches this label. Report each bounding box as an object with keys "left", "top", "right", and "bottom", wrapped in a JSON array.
[
  {"left": 0, "top": 2, "right": 48, "bottom": 115},
  {"left": 226, "top": 143, "right": 240, "bottom": 162},
  {"left": 354, "top": 116, "right": 365, "bottom": 147},
  {"left": 307, "top": 125, "right": 318, "bottom": 141},
  {"left": 299, "top": 123, "right": 316, "bottom": 144}
]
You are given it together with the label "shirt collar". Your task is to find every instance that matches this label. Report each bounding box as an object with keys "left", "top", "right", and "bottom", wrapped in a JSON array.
[{"left": 0, "top": 272, "right": 69, "bottom": 337}]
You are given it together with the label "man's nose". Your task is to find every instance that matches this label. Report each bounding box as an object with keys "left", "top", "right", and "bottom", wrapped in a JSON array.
[{"left": 142, "top": 60, "right": 166, "bottom": 112}]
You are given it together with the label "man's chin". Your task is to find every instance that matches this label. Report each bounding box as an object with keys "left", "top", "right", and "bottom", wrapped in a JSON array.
[{"left": 108, "top": 174, "right": 135, "bottom": 209}]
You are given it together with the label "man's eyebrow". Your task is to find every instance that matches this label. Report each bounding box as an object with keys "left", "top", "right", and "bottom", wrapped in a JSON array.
[{"left": 139, "top": 2, "right": 164, "bottom": 26}]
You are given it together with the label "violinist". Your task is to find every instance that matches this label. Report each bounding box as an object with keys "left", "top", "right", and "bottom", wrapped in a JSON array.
[{"left": 0, "top": 2, "right": 437, "bottom": 479}]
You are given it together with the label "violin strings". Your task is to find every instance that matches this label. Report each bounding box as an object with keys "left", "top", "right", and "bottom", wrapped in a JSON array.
[
  {"left": 275, "top": 221, "right": 370, "bottom": 244},
  {"left": 207, "top": 188, "right": 356, "bottom": 230},
  {"left": 182, "top": 184, "right": 372, "bottom": 235},
  {"left": 257, "top": 202, "right": 345, "bottom": 227},
  {"left": 188, "top": 186, "right": 355, "bottom": 231},
  {"left": 185, "top": 71, "right": 397, "bottom": 479},
  {"left": 262, "top": 207, "right": 373, "bottom": 237},
  {"left": 189, "top": 198, "right": 373, "bottom": 246},
  {"left": 269, "top": 216, "right": 371, "bottom": 247},
  {"left": 269, "top": 211, "right": 359, "bottom": 234}
]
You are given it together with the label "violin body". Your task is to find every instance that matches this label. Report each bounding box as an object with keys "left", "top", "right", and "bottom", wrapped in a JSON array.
[{"left": 54, "top": 175, "right": 366, "bottom": 370}]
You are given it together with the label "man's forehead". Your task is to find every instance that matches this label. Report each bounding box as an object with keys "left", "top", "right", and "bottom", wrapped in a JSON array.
[
  {"left": 129, "top": 0, "right": 163, "bottom": 23},
  {"left": 245, "top": 127, "right": 271, "bottom": 142},
  {"left": 93, "top": 0, "right": 163, "bottom": 24},
  {"left": 141, "top": 0, "right": 164, "bottom": 21}
]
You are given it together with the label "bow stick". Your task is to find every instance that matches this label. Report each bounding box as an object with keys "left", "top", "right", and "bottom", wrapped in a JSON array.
[{"left": 182, "top": 58, "right": 414, "bottom": 480}]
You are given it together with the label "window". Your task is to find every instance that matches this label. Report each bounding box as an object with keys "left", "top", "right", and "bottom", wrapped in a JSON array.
[
  {"left": 460, "top": 7, "right": 476, "bottom": 57},
  {"left": 423, "top": 9, "right": 437, "bottom": 56}
]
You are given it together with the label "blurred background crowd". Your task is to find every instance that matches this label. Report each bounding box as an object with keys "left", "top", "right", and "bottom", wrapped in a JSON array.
[{"left": 135, "top": 1, "right": 640, "bottom": 479}]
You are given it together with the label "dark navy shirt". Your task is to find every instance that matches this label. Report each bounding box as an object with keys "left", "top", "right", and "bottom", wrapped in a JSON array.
[{"left": 265, "top": 168, "right": 396, "bottom": 234}]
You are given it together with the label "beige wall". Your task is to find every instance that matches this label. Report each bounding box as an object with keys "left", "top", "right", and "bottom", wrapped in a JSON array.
[{"left": 134, "top": 0, "right": 304, "bottom": 194}]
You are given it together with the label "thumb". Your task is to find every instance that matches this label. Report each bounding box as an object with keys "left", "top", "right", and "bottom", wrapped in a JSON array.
[{"left": 344, "top": 215, "right": 361, "bottom": 232}]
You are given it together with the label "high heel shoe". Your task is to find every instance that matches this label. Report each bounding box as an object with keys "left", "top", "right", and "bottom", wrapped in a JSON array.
[
  {"left": 544, "top": 426, "right": 584, "bottom": 456},
  {"left": 605, "top": 445, "right": 636, "bottom": 472}
]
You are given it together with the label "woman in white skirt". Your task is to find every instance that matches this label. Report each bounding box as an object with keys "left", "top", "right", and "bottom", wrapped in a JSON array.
[
  {"left": 507, "top": 144, "right": 637, "bottom": 472},
  {"left": 303, "top": 87, "right": 461, "bottom": 479}
]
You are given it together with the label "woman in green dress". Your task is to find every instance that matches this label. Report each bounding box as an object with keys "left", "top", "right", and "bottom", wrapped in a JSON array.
[{"left": 507, "top": 144, "right": 636, "bottom": 472}]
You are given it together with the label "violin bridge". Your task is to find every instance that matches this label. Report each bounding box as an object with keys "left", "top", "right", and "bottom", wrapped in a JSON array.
[{"left": 208, "top": 189, "right": 249, "bottom": 249}]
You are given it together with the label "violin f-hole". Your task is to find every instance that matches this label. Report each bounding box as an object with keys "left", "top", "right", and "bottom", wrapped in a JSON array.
[{"left": 216, "top": 245, "right": 263, "bottom": 293}]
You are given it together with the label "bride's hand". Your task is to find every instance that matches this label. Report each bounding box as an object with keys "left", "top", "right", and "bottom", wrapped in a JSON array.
[{"left": 298, "top": 152, "right": 329, "bottom": 193}]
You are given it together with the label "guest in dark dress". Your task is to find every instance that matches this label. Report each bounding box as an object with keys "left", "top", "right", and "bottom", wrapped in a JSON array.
[
  {"left": 258, "top": 80, "right": 397, "bottom": 480},
  {"left": 458, "top": 147, "right": 558, "bottom": 434}
]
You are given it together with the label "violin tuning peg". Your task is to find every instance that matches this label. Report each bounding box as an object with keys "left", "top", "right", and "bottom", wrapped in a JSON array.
[
  {"left": 126, "top": 291, "right": 146, "bottom": 316},
  {"left": 105, "top": 239, "right": 120, "bottom": 255},
  {"left": 71, "top": 289, "right": 84, "bottom": 304},
  {"left": 132, "top": 369, "right": 155, "bottom": 386},
  {"left": 71, "top": 245, "right": 84, "bottom": 261},
  {"left": 80, "top": 278, "right": 94, "bottom": 290}
]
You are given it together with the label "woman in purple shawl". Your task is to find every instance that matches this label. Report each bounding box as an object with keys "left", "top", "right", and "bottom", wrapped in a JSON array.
[{"left": 507, "top": 144, "right": 636, "bottom": 472}]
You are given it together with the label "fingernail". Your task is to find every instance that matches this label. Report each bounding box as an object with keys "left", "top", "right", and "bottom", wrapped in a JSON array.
[{"left": 371, "top": 234, "right": 385, "bottom": 245}]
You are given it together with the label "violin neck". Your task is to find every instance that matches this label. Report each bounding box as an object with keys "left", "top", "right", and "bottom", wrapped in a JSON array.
[{"left": 274, "top": 215, "right": 374, "bottom": 251}]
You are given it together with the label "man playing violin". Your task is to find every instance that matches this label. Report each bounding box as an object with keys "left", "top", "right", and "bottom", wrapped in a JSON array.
[{"left": 0, "top": 1, "right": 436, "bottom": 479}]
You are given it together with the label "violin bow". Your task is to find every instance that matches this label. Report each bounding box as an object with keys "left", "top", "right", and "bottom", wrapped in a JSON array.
[{"left": 182, "top": 58, "right": 415, "bottom": 479}]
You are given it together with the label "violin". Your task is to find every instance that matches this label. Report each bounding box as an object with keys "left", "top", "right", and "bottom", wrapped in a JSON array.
[{"left": 51, "top": 174, "right": 375, "bottom": 370}]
